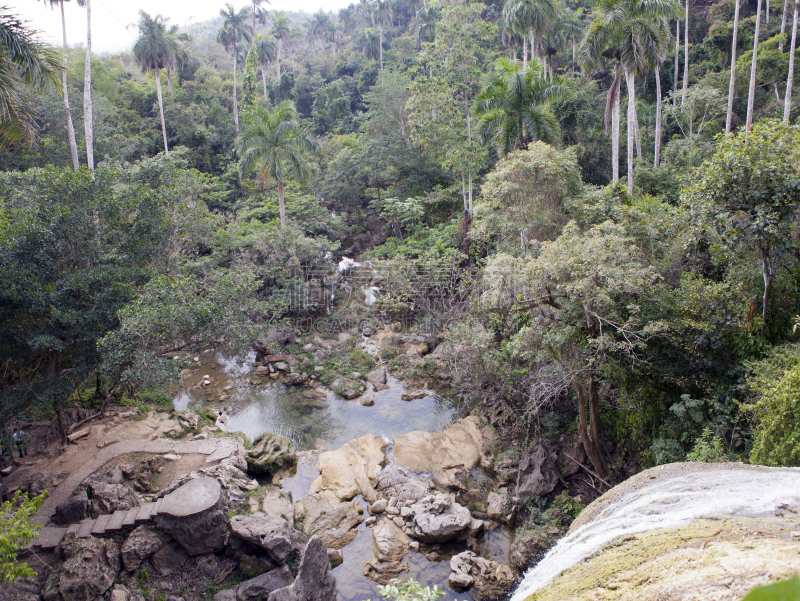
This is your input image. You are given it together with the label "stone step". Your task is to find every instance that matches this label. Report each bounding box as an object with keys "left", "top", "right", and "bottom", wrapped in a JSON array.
[
  {"left": 151, "top": 497, "right": 163, "bottom": 517},
  {"left": 91, "top": 514, "right": 111, "bottom": 535},
  {"left": 135, "top": 502, "right": 156, "bottom": 523},
  {"left": 27, "top": 526, "right": 67, "bottom": 549},
  {"left": 66, "top": 523, "right": 81, "bottom": 535},
  {"left": 106, "top": 510, "right": 127, "bottom": 531},
  {"left": 77, "top": 518, "right": 95, "bottom": 538},
  {"left": 121, "top": 508, "right": 138, "bottom": 527}
]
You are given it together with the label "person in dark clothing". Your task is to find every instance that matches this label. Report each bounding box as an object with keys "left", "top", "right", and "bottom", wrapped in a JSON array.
[{"left": 13, "top": 428, "right": 28, "bottom": 457}]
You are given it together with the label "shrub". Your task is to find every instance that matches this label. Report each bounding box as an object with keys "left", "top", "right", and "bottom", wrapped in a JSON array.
[{"left": 746, "top": 363, "right": 800, "bottom": 466}]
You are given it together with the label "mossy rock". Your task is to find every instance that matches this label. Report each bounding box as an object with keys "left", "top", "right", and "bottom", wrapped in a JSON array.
[{"left": 245, "top": 432, "right": 296, "bottom": 475}]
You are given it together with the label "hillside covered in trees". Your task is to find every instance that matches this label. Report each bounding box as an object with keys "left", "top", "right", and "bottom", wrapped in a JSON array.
[{"left": 3, "top": 0, "right": 800, "bottom": 520}]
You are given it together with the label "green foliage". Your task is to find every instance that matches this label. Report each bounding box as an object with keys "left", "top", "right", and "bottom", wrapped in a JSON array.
[
  {"left": 685, "top": 428, "right": 730, "bottom": 462},
  {"left": 377, "top": 578, "right": 446, "bottom": 601},
  {"left": 746, "top": 363, "right": 800, "bottom": 466},
  {"left": 0, "top": 491, "right": 46, "bottom": 584},
  {"left": 742, "top": 574, "right": 800, "bottom": 601}
]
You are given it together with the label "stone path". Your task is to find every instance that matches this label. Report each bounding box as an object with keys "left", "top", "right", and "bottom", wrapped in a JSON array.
[{"left": 34, "top": 437, "right": 220, "bottom": 524}]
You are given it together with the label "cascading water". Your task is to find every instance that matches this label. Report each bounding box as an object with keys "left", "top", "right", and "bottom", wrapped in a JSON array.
[{"left": 510, "top": 463, "right": 800, "bottom": 601}]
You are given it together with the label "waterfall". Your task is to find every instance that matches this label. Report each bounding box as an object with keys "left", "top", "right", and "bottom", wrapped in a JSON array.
[{"left": 510, "top": 463, "right": 800, "bottom": 601}]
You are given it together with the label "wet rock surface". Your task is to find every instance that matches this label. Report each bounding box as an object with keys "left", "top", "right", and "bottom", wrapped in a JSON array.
[
  {"left": 310, "top": 434, "right": 387, "bottom": 502},
  {"left": 294, "top": 494, "right": 364, "bottom": 549},
  {"left": 246, "top": 432, "right": 296, "bottom": 476}
]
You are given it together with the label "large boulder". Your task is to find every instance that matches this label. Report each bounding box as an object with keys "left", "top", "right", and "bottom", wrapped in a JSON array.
[
  {"left": 448, "top": 551, "right": 515, "bottom": 593},
  {"left": 262, "top": 488, "right": 295, "bottom": 524},
  {"left": 235, "top": 565, "right": 292, "bottom": 601},
  {"left": 516, "top": 444, "right": 560, "bottom": 500},
  {"left": 372, "top": 518, "right": 408, "bottom": 563},
  {"left": 309, "top": 434, "right": 387, "bottom": 502},
  {"left": 43, "top": 534, "right": 120, "bottom": 601},
  {"left": 149, "top": 541, "right": 188, "bottom": 576},
  {"left": 294, "top": 494, "right": 363, "bottom": 549},
  {"left": 229, "top": 515, "right": 303, "bottom": 563},
  {"left": 3, "top": 579, "right": 43, "bottom": 601},
  {"left": 267, "top": 537, "right": 337, "bottom": 601},
  {"left": 365, "top": 367, "right": 387, "bottom": 386},
  {"left": 246, "top": 433, "right": 296, "bottom": 476},
  {"left": 376, "top": 465, "right": 430, "bottom": 504},
  {"left": 121, "top": 525, "right": 170, "bottom": 572},
  {"left": 86, "top": 482, "right": 140, "bottom": 518},
  {"left": 153, "top": 477, "right": 227, "bottom": 556},
  {"left": 410, "top": 494, "right": 472, "bottom": 543},
  {"left": 52, "top": 491, "right": 89, "bottom": 525},
  {"left": 392, "top": 417, "right": 495, "bottom": 490}
]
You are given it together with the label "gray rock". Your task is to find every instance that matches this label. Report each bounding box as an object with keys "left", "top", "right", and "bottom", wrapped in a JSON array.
[
  {"left": 370, "top": 499, "right": 387, "bottom": 514},
  {"left": 377, "top": 465, "right": 429, "bottom": 504},
  {"left": 4, "top": 579, "right": 43, "bottom": 601},
  {"left": 486, "top": 492, "right": 508, "bottom": 521},
  {"left": 267, "top": 537, "right": 337, "bottom": 601},
  {"left": 516, "top": 445, "right": 559, "bottom": 499},
  {"left": 150, "top": 541, "right": 188, "bottom": 576},
  {"left": 154, "top": 478, "right": 227, "bottom": 556},
  {"left": 365, "top": 367, "right": 387, "bottom": 386},
  {"left": 262, "top": 488, "right": 294, "bottom": 524},
  {"left": 53, "top": 491, "right": 89, "bottom": 525},
  {"left": 121, "top": 525, "right": 169, "bottom": 571},
  {"left": 196, "top": 554, "right": 220, "bottom": 578},
  {"left": 229, "top": 515, "right": 302, "bottom": 563},
  {"left": 87, "top": 482, "right": 139, "bottom": 518},
  {"left": 108, "top": 585, "right": 131, "bottom": 601},
  {"left": 43, "top": 534, "right": 120, "bottom": 601},
  {"left": 372, "top": 519, "right": 408, "bottom": 563},
  {"left": 295, "top": 496, "right": 363, "bottom": 550},
  {"left": 213, "top": 591, "right": 236, "bottom": 601},
  {"left": 327, "top": 548, "right": 343, "bottom": 568},
  {"left": 246, "top": 433, "right": 296, "bottom": 475},
  {"left": 410, "top": 494, "right": 472, "bottom": 543},
  {"left": 236, "top": 565, "right": 292, "bottom": 601}
]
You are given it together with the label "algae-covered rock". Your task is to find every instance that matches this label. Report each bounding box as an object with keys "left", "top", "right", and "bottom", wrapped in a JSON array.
[{"left": 246, "top": 432, "right": 296, "bottom": 475}]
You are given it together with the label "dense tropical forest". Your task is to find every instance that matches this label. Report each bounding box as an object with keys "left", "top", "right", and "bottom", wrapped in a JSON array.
[{"left": 3, "top": 0, "right": 800, "bottom": 488}]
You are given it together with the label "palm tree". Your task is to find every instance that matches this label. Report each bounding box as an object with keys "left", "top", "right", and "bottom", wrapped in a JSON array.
[
  {"left": 359, "top": 28, "right": 382, "bottom": 62},
  {"left": 541, "top": 4, "right": 583, "bottom": 81},
  {"left": 39, "top": 0, "right": 78, "bottom": 170},
  {"left": 0, "top": 11, "right": 61, "bottom": 147},
  {"left": 78, "top": 0, "right": 94, "bottom": 170},
  {"left": 375, "top": 0, "right": 392, "bottom": 71},
  {"left": 415, "top": 5, "right": 440, "bottom": 49},
  {"left": 784, "top": 0, "right": 799, "bottom": 120},
  {"left": 504, "top": 0, "right": 559, "bottom": 69},
  {"left": 134, "top": 11, "right": 180, "bottom": 155},
  {"left": 474, "top": 57, "right": 567, "bottom": 156},
  {"left": 307, "top": 11, "right": 330, "bottom": 47},
  {"left": 236, "top": 101, "right": 319, "bottom": 230},
  {"left": 217, "top": 3, "right": 253, "bottom": 133},
  {"left": 252, "top": 0, "right": 270, "bottom": 41},
  {"left": 254, "top": 34, "right": 276, "bottom": 100},
  {"left": 637, "top": 17, "right": 673, "bottom": 167},
  {"left": 725, "top": 0, "right": 740, "bottom": 133},
  {"left": 271, "top": 12, "right": 291, "bottom": 80},
  {"left": 746, "top": 0, "right": 763, "bottom": 131},
  {"left": 581, "top": 0, "right": 679, "bottom": 187}
]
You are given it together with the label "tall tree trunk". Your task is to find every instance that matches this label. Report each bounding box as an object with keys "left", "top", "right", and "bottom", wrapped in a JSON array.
[
  {"left": 233, "top": 50, "right": 239, "bottom": 133},
  {"left": 682, "top": 0, "right": 689, "bottom": 108},
  {"left": 673, "top": 19, "right": 680, "bottom": 107},
  {"left": 379, "top": 25, "right": 384, "bottom": 71},
  {"left": 83, "top": 0, "right": 94, "bottom": 171},
  {"left": 60, "top": 1, "right": 79, "bottom": 172},
  {"left": 781, "top": 0, "right": 790, "bottom": 51},
  {"left": 767, "top": 0, "right": 771, "bottom": 24},
  {"left": 574, "top": 373, "right": 608, "bottom": 479},
  {"left": 523, "top": 35, "right": 527, "bottom": 69},
  {"left": 760, "top": 244, "right": 773, "bottom": 338},
  {"left": 155, "top": 69, "right": 168, "bottom": 154},
  {"left": 635, "top": 111, "right": 642, "bottom": 160},
  {"left": 655, "top": 65, "right": 663, "bottom": 166},
  {"left": 785, "top": 0, "right": 799, "bottom": 120},
  {"left": 726, "top": 0, "right": 741, "bottom": 133},
  {"left": 461, "top": 172, "right": 467, "bottom": 211},
  {"left": 466, "top": 100, "right": 473, "bottom": 216},
  {"left": 277, "top": 39, "right": 282, "bottom": 79},
  {"left": 612, "top": 61, "right": 621, "bottom": 183},
  {"left": 278, "top": 180, "right": 286, "bottom": 229},
  {"left": 747, "top": 0, "right": 763, "bottom": 131},
  {"left": 626, "top": 70, "right": 635, "bottom": 195},
  {"left": 262, "top": 66, "right": 268, "bottom": 100}
]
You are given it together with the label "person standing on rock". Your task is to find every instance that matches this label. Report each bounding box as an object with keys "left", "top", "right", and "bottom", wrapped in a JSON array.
[{"left": 13, "top": 428, "right": 28, "bottom": 457}]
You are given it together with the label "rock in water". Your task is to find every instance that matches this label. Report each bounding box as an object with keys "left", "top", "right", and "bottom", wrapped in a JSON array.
[
  {"left": 267, "top": 537, "right": 337, "bottom": 601},
  {"left": 246, "top": 432, "right": 296, "bottom": 475},
  {"left": 235, "top": 565, "right": 292, "bottom": 601},
  {"left": 372, "top": 518, "right": 408, "bottom": 563},
  {"left": 229, "top": 515, "right": 303, "bottom": 563},
  {"left": 410, "top": 494, "right": 472, "bottom": 543},
  {"left": 154, "top": 477, "right": 227, "bottom": 556},
  {"left": 365, "top": 367, "right": 387, "bottom": 386},
  {"left": 294, "top": 494, "right": 363, "bottom": 549},
  {"left": 121, "top": 525, "right": 169, "bottom": 571},
  {"left": 309, "top": 434, "right": 387, "bottom": 502},
  {"left": 43, "top": 534, "right": 121, "bottom": 601}
]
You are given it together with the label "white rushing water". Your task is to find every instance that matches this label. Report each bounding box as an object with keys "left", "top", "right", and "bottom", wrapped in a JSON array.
[{"left": 510, "top": 464, "right": 800, "bottom": 601}]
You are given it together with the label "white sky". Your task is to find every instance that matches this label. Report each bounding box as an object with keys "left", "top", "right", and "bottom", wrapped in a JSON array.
[{"left": 13, "top": 0, "right": 352, "bottom": 54}]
